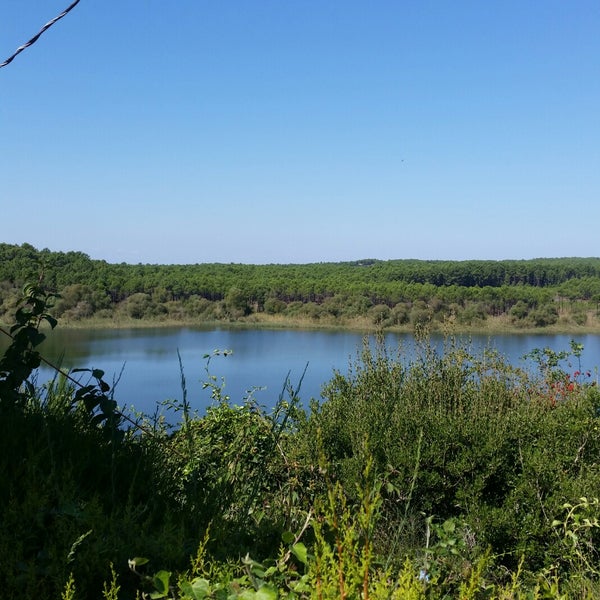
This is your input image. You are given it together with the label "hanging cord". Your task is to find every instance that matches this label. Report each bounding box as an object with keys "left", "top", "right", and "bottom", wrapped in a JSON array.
[{"left": 0, "top": 0, "right": 82, "bottom": 69}]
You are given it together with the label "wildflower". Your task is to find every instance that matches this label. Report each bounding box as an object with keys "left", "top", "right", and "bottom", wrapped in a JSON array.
[{"left": 418, "top": 569, "right": 430, "bottom": 583}]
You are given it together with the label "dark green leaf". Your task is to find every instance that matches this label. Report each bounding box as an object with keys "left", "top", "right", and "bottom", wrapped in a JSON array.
[
  {"left": 151, "top": 570, "right": 171, "bottom": 597},
  {"left": 281, "top": 531, "right": 295, "bottom": 545}
]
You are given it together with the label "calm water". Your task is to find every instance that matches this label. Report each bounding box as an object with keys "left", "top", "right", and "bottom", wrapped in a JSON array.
[{"left": 5, "top": 327, "right": 600, "bottom": 420}]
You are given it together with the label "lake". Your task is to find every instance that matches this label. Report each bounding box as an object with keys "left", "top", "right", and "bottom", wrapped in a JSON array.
[{"left": 8, "top": 327, "right": 596, "bottom": 421}]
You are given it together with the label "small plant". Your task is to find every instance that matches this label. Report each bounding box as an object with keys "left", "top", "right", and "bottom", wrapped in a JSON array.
[
  {"left": 200, "top": 348, "right": 233, "bottom": 405},
  {"left": 551, "top": 496, "right": 600, "bottom": 577},
  {"left": 162, "top": 350, "right": 310, "bottom": 560},
  {"left": 102, "top": 563, "right": 121, "bottom": 600},
  {"left": 419, "top": 516, "right": 482, "bottom": 592},
  {"left": 61, "top": 574, "right": 76, "bottom": 600},
  {"left": 308, "top": 454, "right": 390, "bottom": 599},
  {"left": 0, "top": 282, "right": 58, "bottom": 406},
  {"left": 70, "top": 366, "right": 123, "bottom": 436}
]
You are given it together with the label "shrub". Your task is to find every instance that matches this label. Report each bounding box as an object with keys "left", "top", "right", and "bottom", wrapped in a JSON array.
[
  {"left": 510, "top": 300, "right": 530, "bottom": 321},
  {"left": 123, "top": 292, "right": 153, "bottom": 319},
  {"left": 410, "top": 301, "right": 433, "bottom": 328},
  {"left": 572, "top": 310, "right": 588, "bottom": 326},
  {"left": 184, "top": 295, "right": 216, "bottom": 319},
  {"left": 368, "top": 303, "right": 391, "bottom": 325},
  {"left": 264, "top": 297, "right": 287, "bottom": 314},
  {"left": 529, "top": 303, "right": 559, "bottom": 327},
  {"left": 390, "top": 302, "right": 410, "bottom": 325},
  {"left": 303, "top": 337, "right": 600, "bottom": 573},
  {"left": 456, "top": 301, "right": 487, "bottom": 325}
]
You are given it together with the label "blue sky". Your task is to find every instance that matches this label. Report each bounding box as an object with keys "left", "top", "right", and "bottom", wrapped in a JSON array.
[{"left": 1, "top": 1, "right": 599, "bottom": 264}]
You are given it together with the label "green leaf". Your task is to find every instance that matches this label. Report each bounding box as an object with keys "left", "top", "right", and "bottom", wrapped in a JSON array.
[
  {"left": 254, "top": 586, "right": 278, "bottom": 600},
  {"left": 29, "top": 330, "right": 46, "bottom": 347},
  {"left": 84, "top": 397, "right": 100, "bottom": 413},
  {"left": 281, "top": 531, "right": 295, "bottom": 545},
  {"left": 129, "top": 556, "right": 150, "bottom": 567},
  {"left": 99, "top": 398, "right": 117, "bottom": 413},
  {"left": 291, "top": 542, "right": 308, "bottom": 565},
  {"left": 180, "top": 578, "right": 211, "bottom": 599},
  {"left": 90, "top": 414, "right": 107, "bottom": 427},
  {"left": 442, "top": 519, "right": 456, "bottom": 533},
  {"left": 151, "top": 570, "right": 171, "bottom": 597},
  {"left": 44, "top": 314, "right": 58, "bottom": 329}
]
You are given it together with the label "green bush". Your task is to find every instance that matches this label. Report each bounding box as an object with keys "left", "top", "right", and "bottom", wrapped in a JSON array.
[
  {"left": 368, "top": 303, "right": 391, "bottom": 325},
  {"left": 529, "top": 303, "right": 559, "bottom": 326},
  {"left": 264, "top": 297, "right": 287, "bottom": 314},
  {"left": 303, "top": 337, "right": 600, "bottom": 574}
]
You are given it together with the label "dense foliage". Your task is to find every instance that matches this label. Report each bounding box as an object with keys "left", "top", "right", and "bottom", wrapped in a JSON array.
[
  {"left": 2, "top": 242, "right": 600, "bottom": 329},
  {"left": 1, "top": 286, "right": 600, "bottom": 598}
]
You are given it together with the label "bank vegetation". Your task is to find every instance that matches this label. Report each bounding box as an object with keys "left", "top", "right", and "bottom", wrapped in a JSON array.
[{"left": 2, "top": 243, "right": 600, "bottom": 333}]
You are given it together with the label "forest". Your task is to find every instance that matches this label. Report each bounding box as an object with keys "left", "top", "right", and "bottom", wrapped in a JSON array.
[{"left": 2, "top": 242, "right": 600, "bottom": 330}]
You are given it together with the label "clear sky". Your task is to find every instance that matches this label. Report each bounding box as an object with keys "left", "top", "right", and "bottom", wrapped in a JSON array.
[{"left": 1, "top": 1, "right": 599, "bottom": 265}]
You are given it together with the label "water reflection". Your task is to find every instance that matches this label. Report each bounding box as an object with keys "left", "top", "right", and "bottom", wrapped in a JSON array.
[{"left": 3, "top": 327, "right": 599, "bottom": 421}]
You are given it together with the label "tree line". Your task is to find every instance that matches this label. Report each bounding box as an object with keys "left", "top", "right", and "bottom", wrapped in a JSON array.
[{"left": 1, "top": 242, "right": 600, "bottom": 328}]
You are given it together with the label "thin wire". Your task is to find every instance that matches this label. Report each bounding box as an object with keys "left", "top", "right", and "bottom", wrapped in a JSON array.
[
  {"left": 0, "top": 324, "right": 184, "bottom": 455},
  {"left": 0, "top": 0, "right": 82, "bottom": 69}
]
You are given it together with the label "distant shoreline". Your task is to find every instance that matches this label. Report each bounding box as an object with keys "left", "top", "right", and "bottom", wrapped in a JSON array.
[{"left": 12, "top": 312, "right": 600, "bottom": 337}]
